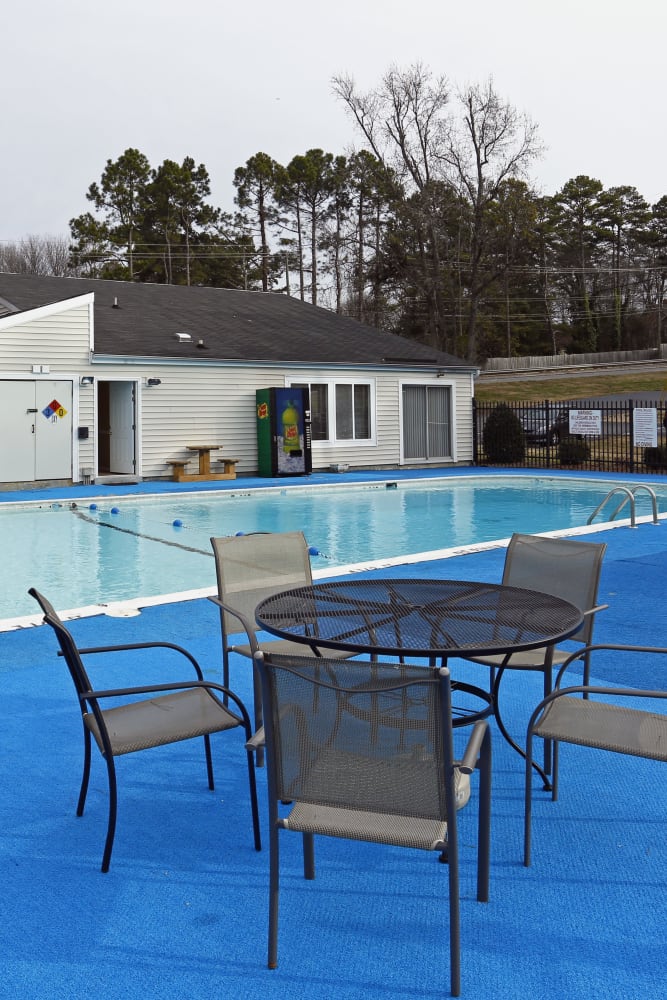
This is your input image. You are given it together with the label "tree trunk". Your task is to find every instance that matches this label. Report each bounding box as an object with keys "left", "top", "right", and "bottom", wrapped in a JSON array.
[{"left": 310, "top": 207, "right": 318, "bottom": 306}]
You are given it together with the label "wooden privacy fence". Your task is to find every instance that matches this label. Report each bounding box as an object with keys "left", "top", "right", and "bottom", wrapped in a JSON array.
[
  {"left": 481, "top": 346, "right": 667, "bottom": 372},
  {"left": 473, "top": 398, "right": 667, "bottom": 474}
]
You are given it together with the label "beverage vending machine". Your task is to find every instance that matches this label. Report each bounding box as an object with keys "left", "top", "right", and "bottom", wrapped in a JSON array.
[{"left": 255, "top": 387, "right": 312, "bottom": 476}]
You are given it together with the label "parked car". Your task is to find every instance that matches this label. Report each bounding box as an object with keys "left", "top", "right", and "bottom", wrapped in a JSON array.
[{"left": 518, "top": 406, "right": 570, "bottom": 445}]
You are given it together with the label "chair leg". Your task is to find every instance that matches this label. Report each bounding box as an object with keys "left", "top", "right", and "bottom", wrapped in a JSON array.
[
  {"left": 303, "top": 832, "right": 315, "bottom": 880},
  {"left": 542, "top": 663, "right": 553, "bottom": 776},
  {"left": 222, "top": 645, "right": 230, "bottom": 707},
  {"left": 446, "top": 809, "right": 461, "bottom": 997},
  {"left": 476, "top": 728, "right": 492, "bottom": 903},
  {"left": 523, "top": 732, "right": 535, "bottom": 867},
  {"left": 101, "top": 754, "right": 118, "bottom": 874},
  {"left": 252, "top": 660, "right": 265, "bottom": 769},
  {"left": 268, "top": 825, "right": 280, "bottom": 969},
  {"left": 203, "top": 734, "right": 215, "bottom": 791},
  {"left": 77, "top": 725, "right": 92, "bottom": 817},
  {"left": 246, "top": 748, "right": 261, "bottom": 852},
  {"left": 582, "top": 649, "right": 592, "bottom": 699},
  {"left": 551, "top": 741, "right": 560, "bottom": 802}
]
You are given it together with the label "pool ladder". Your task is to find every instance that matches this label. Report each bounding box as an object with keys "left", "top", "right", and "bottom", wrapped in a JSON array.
[{"left": 587, "top": 484, "right": 660, "bottom": 528}]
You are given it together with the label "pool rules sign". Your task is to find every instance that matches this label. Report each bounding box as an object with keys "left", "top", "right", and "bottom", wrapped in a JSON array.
[{"left": 633, "top": 408, "right": 658, "bottom": 448}]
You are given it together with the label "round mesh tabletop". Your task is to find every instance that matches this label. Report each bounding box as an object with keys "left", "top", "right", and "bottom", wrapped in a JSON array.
[{"left": 255, "top": 578, "right": 584, "bottom": 659}]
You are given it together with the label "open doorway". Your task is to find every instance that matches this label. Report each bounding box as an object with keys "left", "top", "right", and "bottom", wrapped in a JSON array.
[{"left": 97, "top": 380, "right": 137, "bottom": 475}]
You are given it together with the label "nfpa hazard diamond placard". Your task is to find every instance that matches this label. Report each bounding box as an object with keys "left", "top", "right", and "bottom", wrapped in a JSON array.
[{"left": 42, "top": 399, "right": 68, "bottom": 420}]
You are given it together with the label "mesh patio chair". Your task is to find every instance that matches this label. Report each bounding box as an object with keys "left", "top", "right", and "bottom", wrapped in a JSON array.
[
  {"left": 462, "top": 532, "right": 607, "bottom": 786},
  {"left": 254, "top": 649, "right": 492, "bottom": 998},
  {"left": 524, "top": 643, "right": 667, "bottom": 866},
  {"left": 29, "top": 587, "right": 261, "bottom": 873},
  {"left": 210, "top": 532, "right": 355, "bottom": 760}
]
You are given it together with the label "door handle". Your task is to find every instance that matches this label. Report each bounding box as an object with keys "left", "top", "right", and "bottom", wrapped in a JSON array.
[{"left": 26, "top": 408, "right": 38, "bottom": 413}]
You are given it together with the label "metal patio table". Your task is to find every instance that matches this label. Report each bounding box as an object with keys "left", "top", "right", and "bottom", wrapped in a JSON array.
[{"left": 255, "top": 577, "right": 584, "bottom": 745}]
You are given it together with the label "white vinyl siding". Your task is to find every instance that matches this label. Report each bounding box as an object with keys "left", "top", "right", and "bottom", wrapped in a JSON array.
[
  {"left": 0, "top": 300, "right": 476, "bottom": 481},
  {"left": 0, "top": 302, "right": 91, "bottom": 367}
]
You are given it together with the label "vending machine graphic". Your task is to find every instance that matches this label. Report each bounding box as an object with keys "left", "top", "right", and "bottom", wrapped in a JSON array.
[{"left": 256, "top": 387, "right": 312, "bottom": 477}]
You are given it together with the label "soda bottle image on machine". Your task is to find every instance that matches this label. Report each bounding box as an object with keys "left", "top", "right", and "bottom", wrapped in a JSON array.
[
  {"left": 282, "top": 399, "right": 300, "bottom": 453},
  {"left": 256, "top": 387, "right": 312, "bottom": 476}
]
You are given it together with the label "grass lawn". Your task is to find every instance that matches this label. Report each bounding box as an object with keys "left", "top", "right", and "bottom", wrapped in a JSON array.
[{"left": 475, "top": 370, "right": 667, "bottom": 402}]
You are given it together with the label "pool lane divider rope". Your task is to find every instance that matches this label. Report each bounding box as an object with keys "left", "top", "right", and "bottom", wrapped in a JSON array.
[
  {"left": 72, "top": 509, "right": 213, "bottom": 557},
  {"left": 71, "top": 506, "right": 332, "bottom": 560}
]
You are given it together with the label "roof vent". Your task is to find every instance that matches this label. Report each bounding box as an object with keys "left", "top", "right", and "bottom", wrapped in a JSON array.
[{"left": 174, "top": 332, "right": 192, "bottom": 342}]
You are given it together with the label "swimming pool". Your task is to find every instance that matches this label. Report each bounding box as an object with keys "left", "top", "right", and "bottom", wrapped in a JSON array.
[{"left": 2, "top": 474, "right": 665, "bottom": 622}]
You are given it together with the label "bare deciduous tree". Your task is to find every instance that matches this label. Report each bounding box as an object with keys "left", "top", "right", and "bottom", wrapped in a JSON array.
[
  {"left": 443, "top": 79, "right": 543, "bottom": 359},
  {"left": 0, "top": 234, "right": 73, "bottom": 276},
  {"left": 333, "top": 64, "right": 453, "bottom": 350},
  {"left": 334, "top": 66, "right": 543, "bottom": 359}
]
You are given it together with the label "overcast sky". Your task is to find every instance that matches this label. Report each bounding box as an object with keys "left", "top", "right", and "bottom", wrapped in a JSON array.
[{"left": 2, "top": 0, "right": 665, "bottom": 243}]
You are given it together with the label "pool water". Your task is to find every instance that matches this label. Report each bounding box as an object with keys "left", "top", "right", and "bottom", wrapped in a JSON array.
[{"left": 2, "top": 475, "right": 664, "bottom": 620}]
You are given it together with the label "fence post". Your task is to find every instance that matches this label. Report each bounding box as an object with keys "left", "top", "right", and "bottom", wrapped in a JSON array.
[{"left": 472, "top": 398, "right": 479, "bottom": 464}]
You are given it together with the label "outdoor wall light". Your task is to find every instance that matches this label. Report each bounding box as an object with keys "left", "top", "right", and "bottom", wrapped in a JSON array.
[
  {"left": 146, "top": 378, "right": 162, "bottom": 387},
  {"left": 80, "top": 375, "right": 94, "bottom": 386}
]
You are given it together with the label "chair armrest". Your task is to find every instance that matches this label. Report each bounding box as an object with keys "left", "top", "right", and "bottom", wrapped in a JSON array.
[
  {"left": 554, "top": 642, "right": 667, "bottom": 689},
  {"left": 457, "top": 721, "right": 489, "bottom": 775},
  {"left": 245, "top": 726, "right": 266, "bottom": 750},
  {"left": 582, "top": 603, "right": 609, "bottom": 618},
  {"left": 207, "top": 596, "right": 259, "bottom": 652},
  {"left": 64, "top": 640, "right": 207, "bottom": 679},
  {"left": 539, "top": 683, "right": 667, "bottom": 703}
]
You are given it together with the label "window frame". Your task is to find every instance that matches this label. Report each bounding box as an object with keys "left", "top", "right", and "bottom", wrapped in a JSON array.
[{"left": 287, "top": 376, "right": 376, "bottom": 447}]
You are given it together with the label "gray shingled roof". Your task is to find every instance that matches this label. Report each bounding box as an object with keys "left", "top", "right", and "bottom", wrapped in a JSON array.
[{"left": 0, "top": 273, "right": 471, "bottom": 368}]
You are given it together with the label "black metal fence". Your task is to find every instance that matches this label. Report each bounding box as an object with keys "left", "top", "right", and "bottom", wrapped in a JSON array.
[{"left": 473, "top": 398, "right": 667, "bottom": 474}]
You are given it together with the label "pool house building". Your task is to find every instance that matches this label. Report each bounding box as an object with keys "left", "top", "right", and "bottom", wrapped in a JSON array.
[{"left": 0, "top": 274, "right": 477, "bottom": 487}]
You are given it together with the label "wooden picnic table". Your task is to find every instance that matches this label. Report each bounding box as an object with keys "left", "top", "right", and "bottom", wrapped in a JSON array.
[
  {"left": 167, "top": 445, "right": 238, "bottom": 482},
  {"left": 186, "top": 444, "right": 220, "bottom": 476}
]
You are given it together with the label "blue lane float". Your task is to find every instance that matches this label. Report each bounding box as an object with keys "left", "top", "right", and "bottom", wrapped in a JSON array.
[
  {"left": 110, "top": 507, "right": 120, "bottom": 515},
  {"left": 308, "top": 544, "right": 319, "bottom": 556},
  {"left": 172, "top": 519, "right": 183, "bottom": 528},
  {"left": 89, "top": 503, "right": 97, "bottom": 510}
]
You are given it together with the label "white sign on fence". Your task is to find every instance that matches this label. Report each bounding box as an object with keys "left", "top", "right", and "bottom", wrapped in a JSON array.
[
  {"left": 633, "top": 407, "right": 658, "bottom": 448},
  {"left": 569, "top": 410, "right": 602, "bottom": 436}
]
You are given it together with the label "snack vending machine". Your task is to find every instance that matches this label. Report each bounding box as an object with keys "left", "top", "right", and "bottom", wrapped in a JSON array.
[{"left": 255, "top": 387, "right": 312, "bottom": 477}]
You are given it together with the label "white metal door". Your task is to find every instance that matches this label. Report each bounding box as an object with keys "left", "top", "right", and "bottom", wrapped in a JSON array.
[
  {"left": 34, "top": 380, "right": 73, "bottom": 479},
  {"left": 108, "top": 381, "right": 136, "bottom": 474},
  {"left": 0, "top": 381, "right": 36, "bottom": 481},
  {"left": 0, "top": 380, "right": 73, "bottom": 482}
]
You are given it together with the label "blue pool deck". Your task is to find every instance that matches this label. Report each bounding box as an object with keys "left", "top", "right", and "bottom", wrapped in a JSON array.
[
  {"left": 2, "top": 463, "right": 667, "bottom": 505},
  {"left": 1, "top": 467, "right": 665, "bottom": 999}
]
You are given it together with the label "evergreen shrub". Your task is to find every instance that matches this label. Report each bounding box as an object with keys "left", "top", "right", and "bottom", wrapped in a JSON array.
[
  {"left": 558, "top": 436, "right": 591, "bottom": 465},
  {"left": 643, "top": 446, "right": 667, "bottom": 469},
  {"left": 482, "top": 403, "right": 525, "bottom": 463}
]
